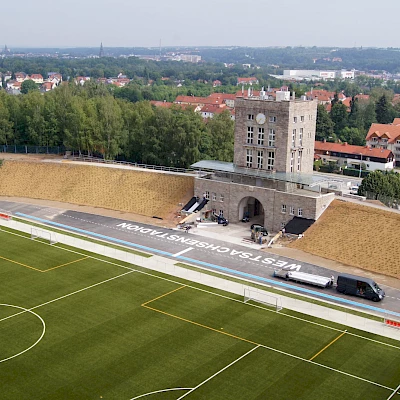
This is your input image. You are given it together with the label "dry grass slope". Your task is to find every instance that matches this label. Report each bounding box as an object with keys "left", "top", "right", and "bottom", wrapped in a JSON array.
[
  {"left": 288, "top": 199, "right": 400, "bottom": 279},
  {"left": 0, "top": 161, "right": 194, "bottom": 219}
]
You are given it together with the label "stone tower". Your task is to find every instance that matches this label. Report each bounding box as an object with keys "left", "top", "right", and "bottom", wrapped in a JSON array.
[{"left": 233, "top": 89, "right": 317, "bottom": 174}]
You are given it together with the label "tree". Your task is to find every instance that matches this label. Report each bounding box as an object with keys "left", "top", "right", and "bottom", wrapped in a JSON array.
[
  {"left": 330, "top": 103, "right": 348, "bottom": 136},
  {"left": 359, "top": 170, "right": 400, "bottom": 199},
  {"left": 339, "top": 127, "right": 365, "bottom": 146},
  {"left": 206, "top": 110, "right": 234, "bottom": 161},
  {"left": 375, "top": 95, "right": 394, "bottom": 124},
  {"left": 315, "top": 104, "right": 335, "bottom": 141},
  {"left": 21, "top": 79, "right": 39, "bottom": 94},
  {"left": 0, "top": 92, "right": 13, "bottom": 145}
]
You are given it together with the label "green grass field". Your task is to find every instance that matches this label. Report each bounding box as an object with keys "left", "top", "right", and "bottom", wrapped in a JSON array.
[{"left": 1, "top": 227, "right": 400, "bottom": 399}]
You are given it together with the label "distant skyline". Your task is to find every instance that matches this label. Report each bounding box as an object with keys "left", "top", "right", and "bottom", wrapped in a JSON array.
[{"left": 2, "top": 0, "right": 399, "bottom": 49}]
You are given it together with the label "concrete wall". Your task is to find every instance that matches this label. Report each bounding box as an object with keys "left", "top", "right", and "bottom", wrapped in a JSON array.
[{"left": 195, "top": 177, "right": 334, "bottom": 232}]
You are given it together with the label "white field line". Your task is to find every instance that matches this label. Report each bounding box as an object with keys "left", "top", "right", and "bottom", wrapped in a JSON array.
[
  {"left": 0, "top": 271, "right": 135, "bottom": 323},
  {"left": 386, "top": 382, "right": 400, "bottom": 399},
  {"left": 176, "top": 345, "right": 260, "bottom": 399},
  {"left": 2, "top": 227, "right": 399, "bottom": 393},
  {"left": 130, "top": 388, "right": 192, "bottom": 399},
  {"left": 172, "top": 247, "right": 194, "bottom": 257},
  {"left": 2, "top": 228, "right": 399, "bottom": 351},
  {"left": 0, "top": 304, "right": 46, "bottom": 363},
  {"left": 256, "top": 344, "right": 394, "bottom": 393},
  {"left": 134, "top": 268, "right": 400, "bottom": 351}
]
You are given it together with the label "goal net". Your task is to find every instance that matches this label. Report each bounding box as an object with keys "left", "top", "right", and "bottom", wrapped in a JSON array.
[
  {"left": 244, "top": 288, "right": 283, "bottom": 312},
  {"left": 31, "top": 228, "right": 58, "bottom": 245}
]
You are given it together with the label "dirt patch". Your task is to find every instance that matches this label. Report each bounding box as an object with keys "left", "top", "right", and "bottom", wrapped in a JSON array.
[{"left": 288, "top": 199, "right": 400, "bottom": 280}]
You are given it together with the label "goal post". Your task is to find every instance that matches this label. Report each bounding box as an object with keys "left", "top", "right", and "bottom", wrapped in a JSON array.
[
  {"left": 244, "top": 288, "right": 282, "bottom": 312},
  {"left": 31, "top": 227, "right": 58, "bottom": 245}
]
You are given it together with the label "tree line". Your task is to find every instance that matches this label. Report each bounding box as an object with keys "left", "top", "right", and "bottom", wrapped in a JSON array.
[
  {"left": 0, "top": 82, "right": 234, "bottom": 167},
  {"left": 316, "top": 89, "right": 400, "bottom": 145}
]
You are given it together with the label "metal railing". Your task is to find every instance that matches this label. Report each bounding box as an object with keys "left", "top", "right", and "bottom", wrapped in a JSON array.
[
  {"left": 0, "top": 145, "right": 64, "bottom": 155},
  {"left": 69, "top": 155, "right": 195, "bottom": 174}
]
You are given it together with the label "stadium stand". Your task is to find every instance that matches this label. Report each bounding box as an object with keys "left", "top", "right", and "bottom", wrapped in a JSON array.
[{"left": 0, "top": 161, "right": 194, "bottom": 219}]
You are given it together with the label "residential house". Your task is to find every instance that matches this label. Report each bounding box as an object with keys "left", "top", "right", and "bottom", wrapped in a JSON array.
[
  {"left": 209, "top": 93, "right": 236, "bottom": 108},
  {"left": 48, "top": 72, "right": 62, "bottom": 82},
  {"left": 314, "top": 140, "right": 395, "bottom": 171},
  {"left": 212, "top": 80, "right": 222, "bottom": 87},
  {"left": 3, "top": 71, "right": 12, "bottom": 82},
  {"left": 41, "top": 81, "right": 57, "bottom": 92},
  {"left": 6, "top": 80, "right": 21, "bottom": 90},
  {"left": 341, "top": 94, "right": 370, "bottom": 111},
  {"left": 200, "top": 104, "right": 234, "bottom": 120},
  {"left": 75, "top": 76, "right": 90, "bottom": 85},
  {"left": 237, "top": 77, "right": 259, "bottom": 86},
  {"left": 15, "top": 72, "right": 28, "bottom": 82},
  {"left": 30, "top": 74, "right": 44, "bottom": 84},
  {"left": 366, "top": 119, "right": 400, "bottom": 165}
]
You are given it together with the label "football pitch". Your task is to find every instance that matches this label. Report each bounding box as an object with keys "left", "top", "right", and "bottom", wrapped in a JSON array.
[{"left": 1, "top": 227, "right": 400, "bottom": 400}]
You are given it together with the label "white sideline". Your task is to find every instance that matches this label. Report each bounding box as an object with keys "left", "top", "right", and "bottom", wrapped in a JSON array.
[
  {"left": 1, "top": 224, "right": 399, "bottom": 394},
  {"left": 176, "top": 345, "right": 260, "bottom": 399},
  {"left": 2, "top": 223, "right": 400, "bottom": 349}
]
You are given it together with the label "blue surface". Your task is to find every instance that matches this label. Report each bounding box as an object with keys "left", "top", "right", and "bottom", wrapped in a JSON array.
[{"left": 15, "top": 212, "right": 400, "bottom": 319}]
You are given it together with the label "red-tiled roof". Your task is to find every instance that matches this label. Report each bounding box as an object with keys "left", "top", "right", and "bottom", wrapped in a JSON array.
[
  {"left": 366, "top": 122, "right": 400, "bottom": 143},
  {"left": 237, "top": 77, "right": 258, "bottom": 83},
  {"left": 314, "top": 141, "right": 393, "bottom": 158}
]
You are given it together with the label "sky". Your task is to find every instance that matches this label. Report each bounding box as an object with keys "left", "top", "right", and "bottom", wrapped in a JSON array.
[{"left": 1, "top": 0, "right": 399, "bottom": 49}]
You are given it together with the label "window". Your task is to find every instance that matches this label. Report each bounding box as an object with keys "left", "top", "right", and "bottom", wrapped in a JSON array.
[
  {"left": 220, "top": 193, "right": 224, "bottom": 202},
  {"left": 247, "top": 126, "right": 254, "bottom": 144},
  {"left": 247, "top": 114, "right": 254, "bottom": 120},
  {"left": 299, "top": 128, "right": 303, "bottom": 146},
  {"left": 212, "top": 208, "right": 216, "bottom": 215},
  {"left": 258, "top": 128, "right": 264, "bottom": 145},
  {"left": 281, "top": 204, "right": 286, "bottom": 213},
  {"left": 297, "top": 151, "right": 302, "bottom": 172},
  {"left": 268, "top": 129, "right": 275, "bottom": 146},
  {"left": 269, "top": 116, "right": 277, "bottom": 123},
  {"left": 205, "top": 191, "right": 210, "bottom": 200},
  {"left": 298, "top": 208, "right": 303, "bottom": 217},
  {"left": 372, "top": 137, "right": 378, "bottom": 142},
  {"left": 308, "top": 131, "right": 312, "bottom": 138},
  {"left": 293, "top": 116, "right": 297, "bottom": 123},
  {"left": 257, "top": 151, "right": 263, "bottom": 169},
  {"left": 212, "top": 192, "right": 216, "bottom": 201},
  {"left": 300, "top": 116, "right": 304, "bottom": 122},
  {"left": 219, "top": 210, "right": 224, "bottom": 217},
  {"left": 290, "top": 151, "right": 295, "bottom": 173},
  {"left": 289, "top": 206, "right": 294, "bottom": 215},
  {"left": 396, "top": 140, "right": 400, "bottom": 144},
  {"left": 246, "top": 149, "right": 253, "bottom": 168},
  {"left": 267, "top": 151, "right": 275, "bottom": 170},
  {"left": 292, "top": 129, "right": 296, "bottom": 147}
]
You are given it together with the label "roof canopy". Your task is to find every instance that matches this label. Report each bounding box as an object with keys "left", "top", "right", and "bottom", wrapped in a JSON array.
[{"left": 191, "top": 160, "right": 332, "bottom": 187}]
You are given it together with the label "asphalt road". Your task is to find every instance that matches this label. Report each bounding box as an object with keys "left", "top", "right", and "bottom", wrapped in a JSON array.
[{"left": 1, "top": 200, "right": 399, "bottom": 317}]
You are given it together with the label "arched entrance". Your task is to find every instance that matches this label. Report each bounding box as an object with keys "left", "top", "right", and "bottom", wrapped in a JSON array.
[{"left": 238, "top": 196, "right": 265, "bottom": 225}]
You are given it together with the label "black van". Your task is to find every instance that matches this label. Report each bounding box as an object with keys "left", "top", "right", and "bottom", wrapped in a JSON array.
[{"left": 336, "top": 273, "right": 385, "bottom": 302}]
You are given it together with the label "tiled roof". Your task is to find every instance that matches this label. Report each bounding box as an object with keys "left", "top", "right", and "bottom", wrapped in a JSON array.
[
  {"left": 366, "top": 122, "right": 400, "bottom": 143},
  {"left": 237, "top": 77, "right": 258, "bottom": 83},
  {"left": 314, "top": 141, "right": 393, "bottom": 158}
]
